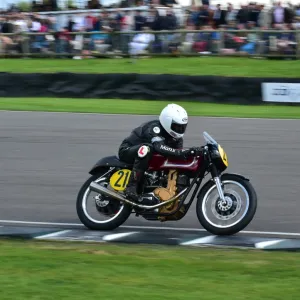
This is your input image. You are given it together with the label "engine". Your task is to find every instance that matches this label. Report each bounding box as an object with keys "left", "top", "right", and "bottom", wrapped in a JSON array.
[
  {"left": 143, "top": 170, "right": 190, "bottom": 221},
  {"left": 153, "top": 171, "right": 189, "bottom": 199}
]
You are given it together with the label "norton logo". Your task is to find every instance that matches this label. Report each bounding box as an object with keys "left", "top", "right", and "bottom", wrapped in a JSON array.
[
  {"left": 160, "top": 145, "right": 175, "bottom": 152},
  {"left": 272, "top": 86, "right": 290, "bottom": 96}
]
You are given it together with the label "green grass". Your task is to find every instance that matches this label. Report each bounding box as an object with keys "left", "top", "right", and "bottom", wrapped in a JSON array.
[
  {"left": 1, "top": 57, "right": 300, "bottom": 77},
  {"left": 1, "top": 239, "right": 300, "bottom": 300},
  {"left": 1, "top": 97, "right": 300, "bottom": 119}
]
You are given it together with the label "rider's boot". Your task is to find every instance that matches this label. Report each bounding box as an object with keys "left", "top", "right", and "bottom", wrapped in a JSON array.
[
  {"left": 124, "top": 168, "right": 155, "bottom": 207},
  {"left": 124, "top": 168, "right": 144, "bottom": 203}
]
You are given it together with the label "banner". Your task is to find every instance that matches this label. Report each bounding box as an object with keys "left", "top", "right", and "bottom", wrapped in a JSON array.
[{"left": 262, "top": 83, "right": 300, "bottom": 103}]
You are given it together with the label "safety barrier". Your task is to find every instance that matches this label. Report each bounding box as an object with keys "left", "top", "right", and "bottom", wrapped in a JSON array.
[
  {"left": 1, "top": 72, "right": 300, "bottom": 104},
  {"left": 0, "top": 29, "right": 300, "bottom": 58}
]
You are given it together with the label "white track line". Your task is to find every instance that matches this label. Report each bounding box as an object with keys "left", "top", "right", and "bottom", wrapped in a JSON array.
[
  {"left": 255, "top": 240, "right": 286, "bottom": 249},
  {"left": 35, "top": 230, "right": 73, "bottom": 239},
  {"left": 0, "top": 219, "right": 300, "bottom": 237},
  {"left": 180, "top": 235, "right": 216, "bottom": 245},
  {"left": 102, "top": 232, "right": 138, "bottom": 241},
  {"left": 0, "top": 220, "right": 83, "bottom": 227}
]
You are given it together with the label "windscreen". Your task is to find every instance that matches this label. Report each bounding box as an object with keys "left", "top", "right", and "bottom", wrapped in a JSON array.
[{"left": 203, "top": 131, "right": 218, "bottom": 145}]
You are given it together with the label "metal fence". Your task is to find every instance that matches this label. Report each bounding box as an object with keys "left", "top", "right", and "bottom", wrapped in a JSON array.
[{"left": 0, "top": 29, "right": 299, "bottom": 58}]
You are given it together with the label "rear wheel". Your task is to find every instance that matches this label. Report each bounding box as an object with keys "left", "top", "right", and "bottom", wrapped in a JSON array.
[
  {"left": 76, "top": 171, "right": 132, "bottom": 230},
  {"left": 196, "top": 174, "right": 257, "bottom": 236}
]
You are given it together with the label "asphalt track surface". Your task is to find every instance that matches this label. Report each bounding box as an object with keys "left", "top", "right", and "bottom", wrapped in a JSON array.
[{"left": 1, "top": 111, "right": 300, "bottom": 236}]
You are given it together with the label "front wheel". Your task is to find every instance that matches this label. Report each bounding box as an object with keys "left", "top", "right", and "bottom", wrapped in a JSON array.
[
  {"left": 196, "top": 174, "right": 257, "bottom": 236},
  {"left": 76, "top": 171, "right": 132, "bottom": 230}
]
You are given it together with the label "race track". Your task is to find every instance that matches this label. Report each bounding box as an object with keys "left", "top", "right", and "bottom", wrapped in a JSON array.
[{"left": 1, "top": 111, "right": 300, "bottom": 235}]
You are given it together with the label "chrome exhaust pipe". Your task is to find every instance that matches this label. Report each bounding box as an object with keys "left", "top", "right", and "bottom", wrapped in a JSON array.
[{"left": 89, "top": 181, "right": 188, "bottom": 210}]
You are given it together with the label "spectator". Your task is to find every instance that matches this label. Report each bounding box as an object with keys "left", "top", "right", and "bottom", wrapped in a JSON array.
[
  {"left": 13, "top": 14, "right": 30, "bottom": 32},
  {"left": 56, "top": 27, "right": 72, "bottom": 54},
  {"left": 161, "top": 8, "right": 179, "bottom": 52},
  {"left": 248, "top": 2, "right": 261, "bottom": 26},
  {"left": 93, "top": 14, "right": 102, "bottom": 31},
  {"left": 179, "top": 23, "right": 196, "bottom": 53},
  {"left": 276, "top": 23, "right": 296, "bottom": 55},
  {"left": 198, "top": 5, "right": 210, "bottom": 28},
  {"left": 134, "top": 10, "right": 146, "bottom": 31},
  {"left": 258, "top": 5, "right": 271, "bottom": 28},
  {"left": 295, "top": 5, "right": 300, "bottom": 27},
  {"left": 29, "top": 15, "right": 41, "bottom": 32},
  {"left": 128, "top": 26, "right": 155, "bottom": 57},
  {"left": 0, "top": 16, "right": 15, "bottom": 54},
  {"left": 114, "top": 10, "right": 124, "bottom": 31},
  {"left": 225, "top": 3, "right": 237, "bottom": 24},
  {"left": 72, "top": 13, "right": 86, "bottom": 31},
  {"left": 117, "top": 11, "right": 133, "bottom": 53},
  {"left": 67, "top": 16, "right": 76, "bottom": 32},
  {"left": 236, "top": 4, "right": 249, "bottom": 25},
  {"left": 148, "top": 9, "right": 162, "bottom": 30},
  {"left": 271, "top": 2, "right": 291, "bottom": 27},
  {"left": 163, "top": 8, "right": 177, "bottom": 30},
  {"left": 47, "top": 16, "right": 58, "bottom": 31},
  {"left": 84, "top": 14, "right": 96, "bottom": 32},
  {"left": 1, "top": 16, "right": 14, "bottom": 33},
  {"left": 189, "top": 5, "right": 201, "bottom": 29},
  {"left": 89, "top": 27, "right": 111, "bottom": 54},
  {"left": 213, "top": 4, "right": 226, "bottom": 28},
  {"left": 239, "top": 21, "right": 258, "bottom": 55}
]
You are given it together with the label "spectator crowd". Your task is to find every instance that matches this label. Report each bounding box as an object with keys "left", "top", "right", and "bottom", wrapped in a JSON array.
[{"left": 0, "top": 1, "right": 300, "bottom": 58}]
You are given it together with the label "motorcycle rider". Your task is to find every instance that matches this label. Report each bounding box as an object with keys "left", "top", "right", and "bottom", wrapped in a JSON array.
[{"left": 118, "top": 103, "right": 203, "bottom": 204}]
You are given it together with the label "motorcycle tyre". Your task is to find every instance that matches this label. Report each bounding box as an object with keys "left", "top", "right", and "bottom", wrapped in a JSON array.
[
  {"left": 196, "top": 174, "right": 257, "bottom": 236},
  {"left": 76, "top": 172, "right": 132, "bottom": 231}
]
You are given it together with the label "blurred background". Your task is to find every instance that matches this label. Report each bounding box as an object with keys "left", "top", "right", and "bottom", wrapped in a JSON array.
[{"left": 1, "top": 0, "right": 300, "bottom": 58}]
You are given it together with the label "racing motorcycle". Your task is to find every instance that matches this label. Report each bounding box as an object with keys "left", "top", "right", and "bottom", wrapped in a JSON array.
[{"left": 76, "top": 132, "right": 257, "bottom": 236}]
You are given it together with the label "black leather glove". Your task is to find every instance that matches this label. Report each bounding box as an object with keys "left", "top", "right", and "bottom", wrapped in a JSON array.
[
  {"left": 182, "top": 147, "right": 203, "bottom": 159},
  {"left": 189, "top": 147, "right": 204, "bottom": 156}
]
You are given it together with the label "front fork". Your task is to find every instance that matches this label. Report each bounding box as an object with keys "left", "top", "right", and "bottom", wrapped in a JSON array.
[{"left": 209, "top": 163, "right": 226, "bottom": 202}]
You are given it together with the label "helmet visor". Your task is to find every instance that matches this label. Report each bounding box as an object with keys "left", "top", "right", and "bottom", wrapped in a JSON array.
[{"left": 171, "top": 121, "right": 187, "bottom": 134}]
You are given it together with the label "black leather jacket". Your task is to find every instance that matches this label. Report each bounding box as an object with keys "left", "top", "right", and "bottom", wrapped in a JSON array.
[{"left": 119, "top": 119, "right": 189, "bottom": 158}]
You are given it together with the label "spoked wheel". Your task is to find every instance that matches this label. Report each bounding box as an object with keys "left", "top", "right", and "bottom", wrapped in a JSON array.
[
  {"left": 76, "top": 171, "right": 132, "bottom": 230},
  {"left": 196, "top": 174, "right": 257, "bottom": 236}
]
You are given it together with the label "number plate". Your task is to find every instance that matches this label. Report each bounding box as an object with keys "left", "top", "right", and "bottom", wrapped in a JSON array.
[
  {"left": 109, "top": 169, "right": 132, "bottom": 191},
  {"left": 218, "top": 144, "right": 228, "bottom": 167}
]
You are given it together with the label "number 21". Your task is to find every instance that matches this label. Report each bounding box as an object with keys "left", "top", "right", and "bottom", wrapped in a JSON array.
[{"left": 114, "top": 170, "right": 130, "bottom": 188}]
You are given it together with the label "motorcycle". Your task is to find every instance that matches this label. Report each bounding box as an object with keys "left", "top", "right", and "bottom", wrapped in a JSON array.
[{"left": 76, "top": 131, "right": 257, "bottom": 236}]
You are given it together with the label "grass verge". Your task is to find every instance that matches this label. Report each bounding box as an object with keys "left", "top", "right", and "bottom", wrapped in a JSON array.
[
  {"left": 1, "top": 98, "right": 300, "bottom": 119},
  {"left": 1, "top": 57, "right": 300, "bottom": 77},
  {"left": 1, "top": 239, "right": 300, "bottom": 300}
]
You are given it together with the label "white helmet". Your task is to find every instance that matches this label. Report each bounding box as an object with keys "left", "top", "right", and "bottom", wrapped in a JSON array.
[{"left": 159, "top": 103, "right": 188, "bottom": 139}]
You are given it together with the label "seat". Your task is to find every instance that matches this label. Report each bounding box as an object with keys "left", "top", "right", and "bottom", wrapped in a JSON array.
[{"left": 112, "top": 155, "right": 133, "bottom": 169}]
